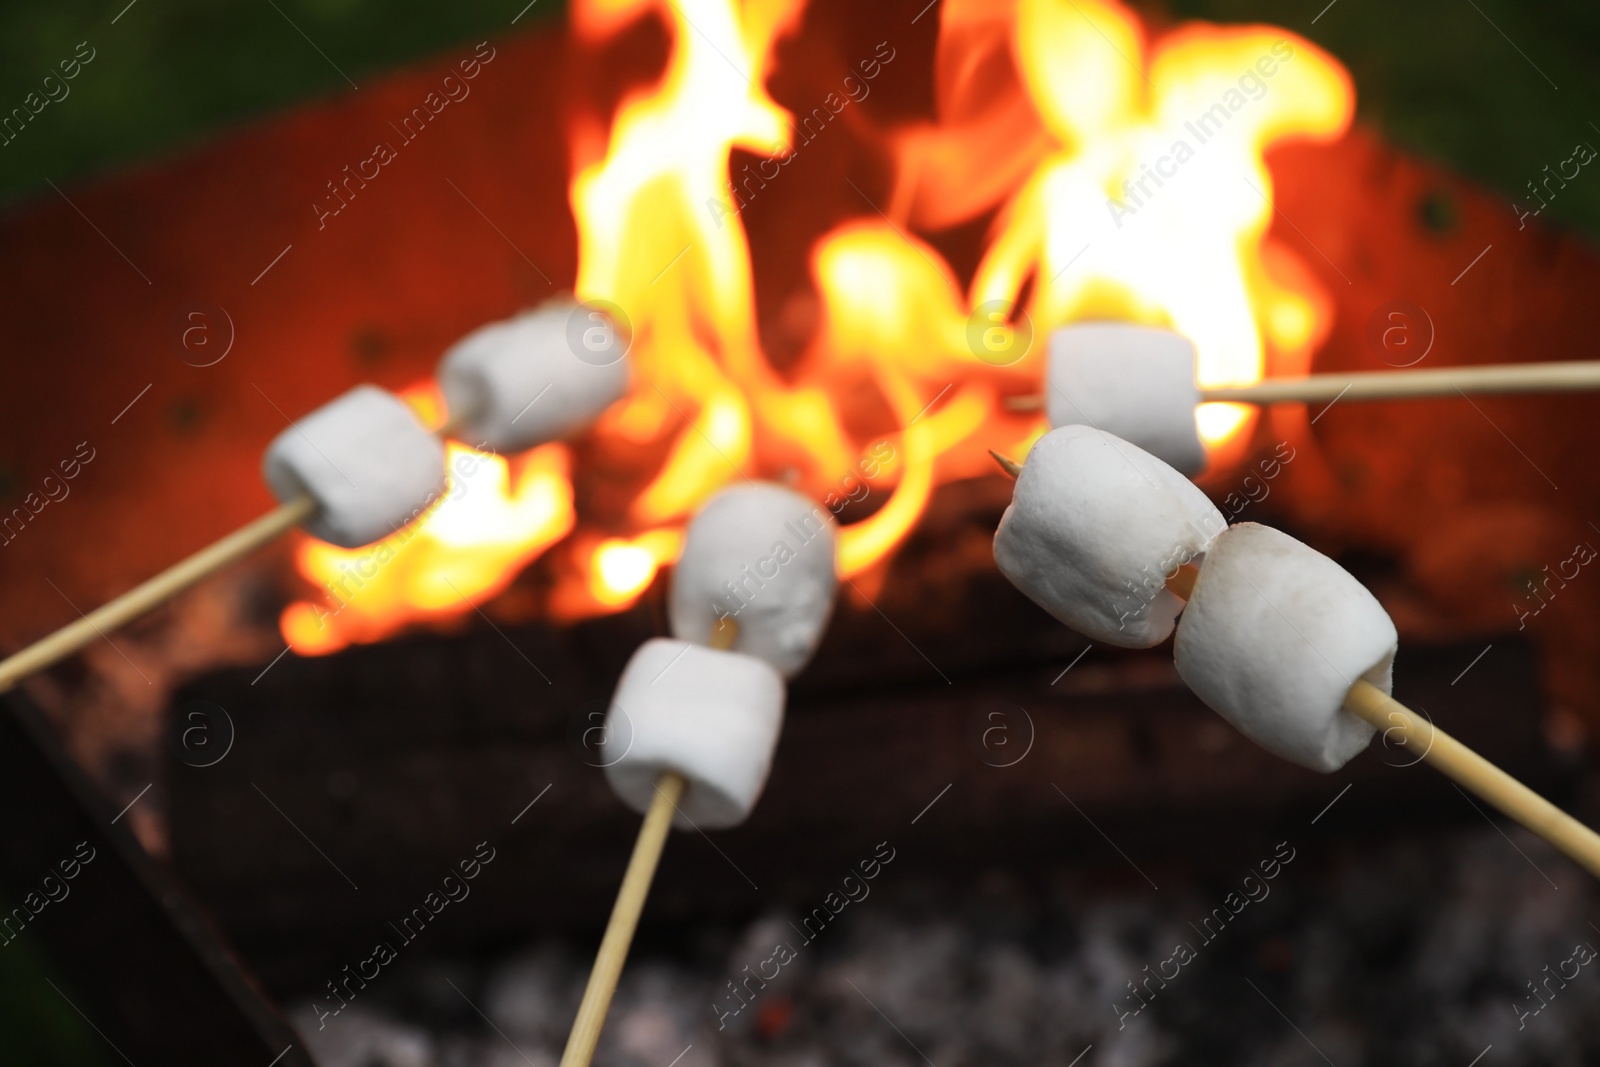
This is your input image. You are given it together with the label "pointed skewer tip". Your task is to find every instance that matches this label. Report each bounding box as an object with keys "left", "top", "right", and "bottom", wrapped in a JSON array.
[{"left": 989, "top": 450, "right": 1023, "bottom": 480}]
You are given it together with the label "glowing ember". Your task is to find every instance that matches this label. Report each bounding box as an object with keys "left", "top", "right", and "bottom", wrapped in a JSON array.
[{"left": 280, "top": 0, "right": 1354, "bottom": 654}]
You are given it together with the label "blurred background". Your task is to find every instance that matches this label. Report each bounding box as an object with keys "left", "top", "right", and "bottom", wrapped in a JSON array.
[
  {"left": 3, "top": 1, "right": 1600, "bottom": 1064},
  {"left": 4, "top": 0, "right": 1600, "bottom": 235}
]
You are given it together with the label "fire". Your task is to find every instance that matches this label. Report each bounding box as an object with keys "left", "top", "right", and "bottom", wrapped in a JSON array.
[
  {"left": 281, "top": 388, "right": 575, "bottom": 654},
  {"left": 282, "top": 0, "right": 1352, "bottom": 654},
  {"left": 587, "top": 529, "right": 685, "bottom": 608},
  {"left": 571, "top": 0, "right": 807, "bottom": 529},
  {"left": 899, "top": 0, "right": 1351, "bottom": 454}
]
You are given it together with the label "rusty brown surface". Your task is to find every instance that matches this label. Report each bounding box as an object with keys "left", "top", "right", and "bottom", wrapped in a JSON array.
[{"left": 1264, "top": 129, "right": 1600, "bottom": 740}]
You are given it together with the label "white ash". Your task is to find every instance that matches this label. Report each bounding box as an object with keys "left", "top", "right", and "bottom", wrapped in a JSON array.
[
  {"left": 479, "top": 943, "right": 581, "bottom": 1046},
  {"left": 288, "top": 825, "right": 1600, "bottom": 1066},
  {"left": 288, "top": 1004, "right": 434, "bottom": 1067}
]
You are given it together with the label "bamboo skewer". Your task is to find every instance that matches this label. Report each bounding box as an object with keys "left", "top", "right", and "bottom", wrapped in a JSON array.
[
  {"left": 1341, "top": 680, "right": 1600, "bottom": 879},
  {"left": 1169, "top": 544, "right": 1600, "bottom": 878},
  {"left": 1002, "top": 359, "right": 1600, "bottom": 411},
  {"left": 0, "top": 496, "right": 316, "bottom": 694},
  {"left": 988, "top": 449, "right": 1024, "bottom": 479},
  {"left": 558, "top": 769, "right": 686, "bottom": 1067},
  {"left": 558, "top": 618, "right": 740, "bottom": 1067},
  {"left": 0, "top": 417, "right": 473, "bottom": 695},
  {"left": 993, "top": 456, "right": 1600, "bottom": 881}
]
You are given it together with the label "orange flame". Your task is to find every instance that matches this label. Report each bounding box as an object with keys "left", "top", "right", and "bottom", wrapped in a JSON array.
[
  {"left": 587, "top": 528, "right": 686, "bottom": 607},
  {"left": 897, "top": 0, "right": 1351, "bottom": 456},
  {"left": 282, "top": 0, "right": 1352, "bottom": 654},
  {"left": 572, "top": 0, "right": 809, "bottom": 528},
  {"left": 281, "top": 388, "right": 574, "bottom": 654}
]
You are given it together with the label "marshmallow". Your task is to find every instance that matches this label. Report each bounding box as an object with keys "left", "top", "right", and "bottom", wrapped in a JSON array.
[
  {"left": 262, "top": 385, "right": 447, "bottom": 548},
  {"left": 437, "top": 296, "right": 630, "bottom": 452},
  {"left": 669, "top": 483, "right": 838, "bottom": 678},
  {"left": 1047, "top": 323, "right": 1205, "bottom": 475},
  {"left": 994, "top": 425, "right": 1225, "bottom": 648},
  {"left": 602, "top": 638, "right": 786, "bottom": 829},
  {"left": 1174, "top": 523, "right": 1396, "bottom": 772}
]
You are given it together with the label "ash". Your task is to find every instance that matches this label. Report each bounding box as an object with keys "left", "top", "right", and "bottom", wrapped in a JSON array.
[{"left": 291, "top": 825, "right": 1600, "bottom": 1067}]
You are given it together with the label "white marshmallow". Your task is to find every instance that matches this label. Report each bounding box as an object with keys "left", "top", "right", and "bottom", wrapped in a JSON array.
[
  {"left": 669, "top": 484, "right": 838, "bottom": 678},
  {"left": 1174, "top": 523, "right": 1396, "bottom": 772},
  {"left": 994, "top": 425, "right": 1226, "bottom": 648},
  {"left": 437, "top": 296, "right": 630, "bottom": 452},
  {"left": 262, "top": 385, "right": 446, "bottom": 548},
  {"left": 602, "top": 638, "right": 786, "bottom": 829},
  {"left": 1047, "top": 323, "right": 1206, "bottom": 475}
]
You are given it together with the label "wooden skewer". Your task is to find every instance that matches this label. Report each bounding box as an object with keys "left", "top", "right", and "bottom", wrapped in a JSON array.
[
  {"left": 1002, "top": 360, "right": 1600, "bottom": 411},
  {"left": 1178, "top": 553, "right": 1600, "bottom": 877},
  {"left": 1166, "top": 561, "right": 1198, "bottom": 600},
  {"left": 987, "top": 449, "right": 1024, "bottom": 479},
  {"left": 991, "top": 455, "right": 1600, "bottom": 879},
  {"left": 0, "top": 496, "right": 315, "bottom": 694},
  {"left": 558, "top": 617, "right": 740, "bottom": 1067},
  {"left": 1341, "top": 681, "right": 1600, "bottom": 879},
  {"left": 0, "top": 417, "right": 473, "bottom": 694},
  {"left": 558, "top": 768, "right": 686, "bottom": 1067}
]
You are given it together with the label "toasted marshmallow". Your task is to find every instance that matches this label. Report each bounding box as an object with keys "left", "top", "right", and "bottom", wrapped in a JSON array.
[
  {"left": 1174, "top": 523, "right": 1395, "bottom": 772},
  {"left": 262, "top": 385, "right": 446, "bottom": 548},
  {"left": 1046, "top": 323, "right": 1205, "bottom": 475},
  {"left": 669, "top": 484, "right": 838, "bottom": 678},
  {"left": 602, "top": 638, "right": 785, "bottom": 829},
  {"left": 994, "top": 425, "right": 1226, "bottom": 647},
  {"left": 437, "top": 296, "right": 629, "bottom": 452}
]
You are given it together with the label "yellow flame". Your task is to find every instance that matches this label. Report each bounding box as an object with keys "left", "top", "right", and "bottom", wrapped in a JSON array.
[
  {"left": 281, "top": 440, "right": 574, "bottom": 654},
  {"left": 280, "top": 0, "right": 1355, "bottom": 652},
  {"left": 588, "top": 528, "right": 686, "bottom": 605},
  {"left": 973, "top": 0, "right": 1353, "bottom": 449},
  {"left": 572, "top": 0, "right": 808, "bottom": 525}
]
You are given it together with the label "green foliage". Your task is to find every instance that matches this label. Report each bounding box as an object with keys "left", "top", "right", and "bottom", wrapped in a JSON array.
[
  {"left": 1167, "top": 0, "right": 1600, "bottom": 237},
  {"left": 0, "top": 0, "right": 567, "bottom": 205},
  {"left": 2, "top": 0, "right": 1596, "bottom": 237},
  {"left": 0, "top": 917, "right": 112, "bottom": 1066}
]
